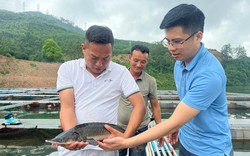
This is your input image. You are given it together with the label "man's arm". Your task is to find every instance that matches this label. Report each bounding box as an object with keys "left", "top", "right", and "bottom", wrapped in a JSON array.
[
  {"left": 150, "top": 99, "right": 161, "bottom": 125},
  {"left": 59, "top": 88, "right": 77, "bottom": 131},
  {"left": 149, "top": 77, "right": 162, "bottom": 125},
  {"left": 150, "top": 98, "right": 165, "bottom": 146},
  {"left": 99, "top": 101, "right": 200, "bottom": 150},
  {"left": 127, "top": 101, "right": 200, "bottom": 147},
  {"left": 123, "top": 92, "right": 146, "bottom": 138},
  {"left": 58, "top": 88, "right": 90, "bottom": 150}
]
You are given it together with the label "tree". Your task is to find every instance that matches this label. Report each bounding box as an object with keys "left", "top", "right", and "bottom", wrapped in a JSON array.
[
  {"left": 42, "top": 38, "right": 63, "bottom": 62},
  {"left": 221, "top": 44, "right": 233, "bottom": 61},
  {"left": 234, "top": 45, "right": 247, "bottom": 59}
]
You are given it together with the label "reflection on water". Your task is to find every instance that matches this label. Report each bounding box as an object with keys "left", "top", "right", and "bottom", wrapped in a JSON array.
[
  {"left": 0, "top": 145, "right": 57, "bottom": 156},
  {"left": 228, "top": 109, "right": 250, "bottom": 119},
  {"left": 233, "top": 140, "right": 250, "bottom": 152},
  {"left": 0, "top": 128, "right": 61, "bottom": 156},
  {"left": 0, "top": 135, "right": 57, "bottom": 156}
]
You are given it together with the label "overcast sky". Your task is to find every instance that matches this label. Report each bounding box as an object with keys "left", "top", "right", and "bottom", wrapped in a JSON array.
[{"left": 1, "top": 0, "right": 250, "bottom": 56}]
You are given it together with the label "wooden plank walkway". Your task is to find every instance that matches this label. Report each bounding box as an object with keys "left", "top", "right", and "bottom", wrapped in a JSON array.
[
  {"left": 229, "top": 119, "right": 250, "bottom": 140},
  {"left": 0, "top": 97, "right": 60, "bottom": 111},
  {"left": 1, "top": 90, "right": 250, "bottom": 110},
  {"left": 1, "top": 119, "right": 61, "bottom": 129},
  {"left": 148, "top": 119, "right": 250, "bottom": 140},
  {"left": 157, "top": 100, "right": 250, "bottom": 109}
]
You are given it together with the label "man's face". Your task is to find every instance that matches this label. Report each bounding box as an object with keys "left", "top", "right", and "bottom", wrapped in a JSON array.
[
  {"left": 129, "top": 50, "right": 148, "bottom": 74},
  {"left": 164, "top": 26, "right": 202, "bottom": 65},
  {"left": 82, "top": 42, "right": 112, "bottom": 77}
]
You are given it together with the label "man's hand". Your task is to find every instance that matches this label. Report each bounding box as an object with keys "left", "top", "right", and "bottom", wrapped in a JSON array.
[
  {"left": 98, "top": 137, "right": 127, "bottom": 151},
  {"left": 98, "top": 124, "right": 129, "bottom": 151},
  {"left": 52, "top": 142, "right": 89, "bottom": 150},
  {"left": 158, "top": 137, "right": 164, "bottom": 147},
  {"left": 104, "top": 124, "right": 125, "bottom": 139},
  {"left": 166, "top": 129, "right": 179, "bottom": 145}
]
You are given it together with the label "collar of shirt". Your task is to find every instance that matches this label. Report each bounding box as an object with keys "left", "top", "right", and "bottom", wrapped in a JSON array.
[
  {"left": 128, "top": 68, "right": 144, "bottom": 81},
  {"left": 137, "top": 71, "right": 145, "bottom": 81},
  {"left": 79, "top": 59, "right": 112, "bottom": 77},
  {"left": 179, "top": 42, "right": 206, "bottom": 71}
]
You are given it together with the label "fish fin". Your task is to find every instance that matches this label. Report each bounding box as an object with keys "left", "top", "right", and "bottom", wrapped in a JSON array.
[
  {"left": 45, "top": 140, "right": 70, "bottom": 145},
  {"left": 86, "top": 139, "right": 98, "bottom": 146}
]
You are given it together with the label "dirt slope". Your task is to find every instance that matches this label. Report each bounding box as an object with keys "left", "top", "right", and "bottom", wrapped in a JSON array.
[{"left": 0, "top": 55, "right": 61, "bottom": 88}]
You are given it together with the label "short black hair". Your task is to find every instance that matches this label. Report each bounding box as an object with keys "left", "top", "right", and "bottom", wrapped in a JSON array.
[
  {"left": 160, "top": 4, "right": 205, "bottom": 33},
  {"left": 85, "top": 25, "right": 114, "bottom": 46},
  {"left": 131, "top": 45, "right": 149, "bottom": 55}
]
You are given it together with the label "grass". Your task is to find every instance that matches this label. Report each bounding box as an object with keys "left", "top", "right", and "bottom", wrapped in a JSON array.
[
  {"left": 30, "top": 63, "right": 37, "bottom": 68},
  {"left": 0, "top": 69, "right": 10, "bottom": 75}
]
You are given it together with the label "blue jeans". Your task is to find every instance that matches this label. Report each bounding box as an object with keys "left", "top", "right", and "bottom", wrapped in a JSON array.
[
  {"left": 119, "top": 126, "right": 148, "bottom": 156},
  {"left": 179, "top": 141, "right": 234, "bottom": 156}
]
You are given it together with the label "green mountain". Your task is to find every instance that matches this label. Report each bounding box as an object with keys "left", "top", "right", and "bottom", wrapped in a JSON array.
[
  {"left": 0, "top": 10, "right": 156, "bottom": 60},
  {"left": 0, "top": 10, "right": 84, "bottom": 61}
]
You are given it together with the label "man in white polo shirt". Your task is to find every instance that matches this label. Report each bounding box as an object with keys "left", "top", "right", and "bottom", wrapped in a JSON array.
[{"left": 56, "top": 25, "right": 146, "bottom": 156}]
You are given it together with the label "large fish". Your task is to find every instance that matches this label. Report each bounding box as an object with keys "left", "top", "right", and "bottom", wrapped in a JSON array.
[{"left": 45, "top": 122, "right": 125, "bottom": 146}]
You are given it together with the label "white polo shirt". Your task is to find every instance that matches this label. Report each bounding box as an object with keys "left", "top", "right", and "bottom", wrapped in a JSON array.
[
  {"left": 57, "top": 58, "right": 139, "bottom": 125},
  {"left": 57, "top": 59, "right": 140, "bottom": 154}
]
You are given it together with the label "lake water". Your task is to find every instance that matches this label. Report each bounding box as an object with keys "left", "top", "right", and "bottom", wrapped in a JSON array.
[{"left": 0, "top": 138, "right": 57, "bottom": 156}]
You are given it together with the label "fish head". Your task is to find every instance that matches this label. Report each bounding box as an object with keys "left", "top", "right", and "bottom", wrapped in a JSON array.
[{"left": 46, "top": 128, "right": 84, "bottom": 145}]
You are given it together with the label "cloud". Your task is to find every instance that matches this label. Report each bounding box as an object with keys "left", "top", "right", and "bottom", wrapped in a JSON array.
[{"left": 0, "top": 0, "right": 249, "bottom": 56}]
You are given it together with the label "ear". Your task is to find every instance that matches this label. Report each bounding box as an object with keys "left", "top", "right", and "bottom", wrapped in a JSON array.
[
  {"left": 81, "top": 43, "right": 86, "bottom": 52},
  {"left": 197, "top": 31, "right": 203, "bottom": 41},
  {"left": 82, "top": 43, "right": 87, "bottom": 56},
  {"left": 128, "top": 54, "right": 132, "bottom": 61}
]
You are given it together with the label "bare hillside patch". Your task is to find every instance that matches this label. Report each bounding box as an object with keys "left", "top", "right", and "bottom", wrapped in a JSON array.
[{"left": 0, "top": 55, "right": 61, "bottom": 88}]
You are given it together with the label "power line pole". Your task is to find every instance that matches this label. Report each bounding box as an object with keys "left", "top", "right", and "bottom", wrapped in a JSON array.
[
  {"left": 37, "top": 3, "right": 40, "bottom": 12},
  {"left": 22, "top": 2, "right": 26, "bottom": 12}
]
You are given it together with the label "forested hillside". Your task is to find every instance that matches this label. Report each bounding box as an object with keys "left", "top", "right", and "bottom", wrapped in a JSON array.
[
  {"left": 0, "top": 10, "right": 249, "bottom": 88},
  {"left": 0, "top": 10, "right": 84, "bottom": 61}
]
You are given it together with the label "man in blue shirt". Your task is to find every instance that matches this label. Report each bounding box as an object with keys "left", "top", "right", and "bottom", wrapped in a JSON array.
[{"left": 99, "top": 3, "right": 234, "bottom": 156}]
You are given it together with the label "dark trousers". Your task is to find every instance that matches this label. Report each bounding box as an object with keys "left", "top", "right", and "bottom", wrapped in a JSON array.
[{"left": 119, "top": 126, "right": 148, "bottom": 156}]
